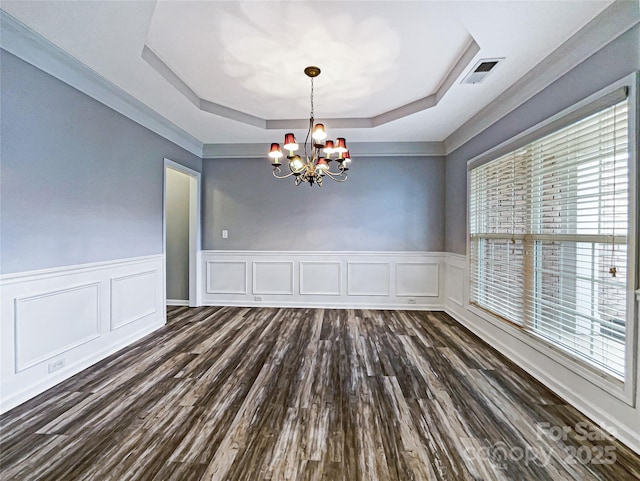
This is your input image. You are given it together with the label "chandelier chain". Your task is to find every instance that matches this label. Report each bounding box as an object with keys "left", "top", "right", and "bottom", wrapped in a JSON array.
[{"left": 310, "top": 77, "right": 315, "bottom": 119}]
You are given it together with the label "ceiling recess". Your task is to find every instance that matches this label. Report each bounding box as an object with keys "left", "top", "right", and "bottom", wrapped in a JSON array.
[{"left": 461, "top": 58, "right": 504, "bottom": 84}]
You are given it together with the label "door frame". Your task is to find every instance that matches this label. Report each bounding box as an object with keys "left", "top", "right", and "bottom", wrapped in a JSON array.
[{"left": 163, "top": 158, "right": 201, "bottom": 307}]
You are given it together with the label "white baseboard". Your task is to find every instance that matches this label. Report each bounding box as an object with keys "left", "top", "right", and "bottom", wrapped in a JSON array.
[
  {"left": 201, "top": 300, "right": 445, "bottom": 311},
  {"left": 0, "top": 320, "right": 164, "bottom": 413},
  {"left": 166, "top": 299, "right": 189, "bottom": 306},
  {"left": 0, "top": 254, "right": 166, "bottom": 413},
  {"left": 442, "top": 253, "right": 640, "bottom": 456}
]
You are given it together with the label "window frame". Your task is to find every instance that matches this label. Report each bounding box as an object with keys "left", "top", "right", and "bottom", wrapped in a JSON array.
[{"left": 465, "top": 73, "right": 638, "bottom": 405}]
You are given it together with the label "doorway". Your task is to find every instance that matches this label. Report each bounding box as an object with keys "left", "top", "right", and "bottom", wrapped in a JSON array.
[{"left": 163, "top": 159, "right": 201, "bottom": 307}]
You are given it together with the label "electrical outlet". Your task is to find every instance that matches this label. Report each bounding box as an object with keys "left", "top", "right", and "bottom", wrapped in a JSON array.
[
  {"left": 222, "top": 230, "right": 228, "bottom": 239},
  {"left": 408, "top": 299, "right": 416, "bottom": 305},
  {"left": 48, "top": 359, "right": 65, "bottom": 373},
  {"left": 254, "top": 296, "right": 262, "bottom": 301}
]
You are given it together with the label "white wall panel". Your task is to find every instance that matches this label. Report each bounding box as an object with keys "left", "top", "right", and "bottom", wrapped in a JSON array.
[
  {"left": 206, "top": 261, "right": 247, "bottom": 294},
  {"left": 446, "top": 264, "right": 464, "bottom": 307},
  {"left": 0, "top": 255, "right": 164, "bottom": 414},
  {"left": 300, "top": 262, "right": 341, "bottom": 296},
  {"left": 201, "top": 251, "right": 444, "bottom": 309},
  {"left": 396, "top": 262, "right": 439, "bottom": 297},
  {"left": 111, "top": 270, "right": 158, "bottom": 330},
  {"left": 15, "top": 283, "right": 100, "bottom": 372},
  {"left": 253, "top": 262, "right": 293, "bottom": 295},
  {"left": 347, "top": 262, "right": 390, "bottom": 296}
]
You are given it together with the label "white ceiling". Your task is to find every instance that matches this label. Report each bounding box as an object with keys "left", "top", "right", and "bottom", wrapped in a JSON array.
[{"left": 1, "top": 0, "right": 614, "bottom": 146}]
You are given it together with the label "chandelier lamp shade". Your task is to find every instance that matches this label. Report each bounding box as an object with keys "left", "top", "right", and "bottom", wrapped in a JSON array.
[{"left": 268, "top": 66, "right": 351, "bottom": 186}]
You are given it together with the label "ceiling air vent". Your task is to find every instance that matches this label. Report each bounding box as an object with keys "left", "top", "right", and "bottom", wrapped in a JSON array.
[{"left": 461, "top": 58, "right": 504, "bottom": 85}]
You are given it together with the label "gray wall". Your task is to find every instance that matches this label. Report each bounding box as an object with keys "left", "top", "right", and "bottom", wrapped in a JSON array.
[
  {"left": 0, "top": 50, "right": 202, "bottom": 274},
  {"left": 165, "top": 168, "right": 190, "bottom": 300},
  {"left": 444, "top": 25, "right": 640, "bottom": 254},
  {"left": 202, "top": 156, "right": 445, "bottom": 252}
]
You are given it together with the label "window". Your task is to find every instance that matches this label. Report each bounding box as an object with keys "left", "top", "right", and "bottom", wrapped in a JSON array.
[{"left": 469, "top": 99, "right": 629, "bottom": 378}]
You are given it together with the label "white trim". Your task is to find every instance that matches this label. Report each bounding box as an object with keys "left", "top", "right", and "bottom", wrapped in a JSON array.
[
  {"left": 0, "top": 254, "right": 162, "bottom": 284},
  {"left": 1, "top": 255, "right": 165, "bottom": 413},
  {"left": 445, "top": 1, "right": 640, "bottom": 154},
  {"left": 201, "top": 300, "right": 445, "bottom": 311},
  {"left": 163, "top": 159, "right": 202, "bottom": 308},
  {"left": 166, "top": 299, "right": 189, "bottom": 306},
  {"left": 201, "top": 251, "right": 443, "bottom": 309},
  {"left": 252, "top": 261, "right": 294, "bottom": 295},
  {"left": 144, "top": 36, "right": 479, "bottom": 130},
  {"left": 202, "top": 250, "right": 446, "bottom": 257},
  {"left": 463, "top": 74, "right": 638, "bottom": 404},
  {"left": 202, "top": 142, "right": 445, "bottom": 159},
  {"left": 299, "top": 261, "right": 342, "bottom": 296},
  {"left": 466, "top": 77, "right": 634, "bottom": 169},
  {"left": 0, "top": 11, "right": 203, "bottom": 157},
  {"left": 110, "top": 270, "right": 158, "bottom": 331},
  {"left": 444, "top": 304, "right": 640, "bottom": 455},
  {"left": 1, "top": 320, "right": 164, "bottom": 414},
  {"left": 443, "top": 249, "right": 640, "bottom": 454},
  {"left": 14, "top": 282, "right": 101, "bottom": 372},
  {"left": 205, "top": 260, "right": 248, "bottom": 295}
]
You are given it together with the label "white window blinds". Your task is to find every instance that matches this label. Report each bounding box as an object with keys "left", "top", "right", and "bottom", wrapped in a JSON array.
[{"left": 469, "top": 99, "right": 629, "bottom": 378}]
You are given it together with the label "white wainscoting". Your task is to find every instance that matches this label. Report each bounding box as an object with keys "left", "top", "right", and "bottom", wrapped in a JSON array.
[
  {"left": 200, "top": 251, "right": 446, "bottom": 310},
  {"left": 0, "top": 255, "right": 165, "bottom": 413},
  {"left": 442, "top": 252, "right": 640, "bottom": 456}
]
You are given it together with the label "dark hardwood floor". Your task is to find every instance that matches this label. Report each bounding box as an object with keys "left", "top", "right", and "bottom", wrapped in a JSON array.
[{"left": 1, "top": 307, "right": 639, "bottom": 480}]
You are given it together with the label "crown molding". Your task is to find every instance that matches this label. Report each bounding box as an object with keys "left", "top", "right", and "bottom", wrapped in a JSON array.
[
  {"left": 444, "top": 0, "right": 640, "bottom": 155},
  {"left": 202, "top": 141, "right": 445, "bottom": 159},
  {"left": 0, "top": 10, "right": 204, "bottom": 157},
  {"left": 143, "top": 37, "right": 479, "bottom": 130}
]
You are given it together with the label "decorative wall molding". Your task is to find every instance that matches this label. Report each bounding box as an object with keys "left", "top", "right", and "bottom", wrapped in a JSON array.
[
  {"left": 442, "top": 252, "right": 640, "bottom": 456},
  {"left": 205, "top": 261, "right": 247, "bottom": 294},
  {"left": 110, "top": 270, "right": 158, "bottom": 331},
  {"left": 202, "top": 142, "right": 446, "bottom": 159},
  {"left": 347, "top": 262, "right": 391, "bottom": 296},
  {"left": 0, "top": 11, "right": 203, "bottom": 157},
  {"left": 0, "top": 255, "right": 165, "bottom": 413},
  {"left": 444, "top": 1, "right": 640, "bottom": 154},
  {"left": 144, "top": 38, "right": 479, "bottom": 130},
  {"left": 252, "top": 261, "right": 294, "bottom": 295},
  {"left": 201, "top": 250, "right": 446, "bottom": 310},
  {"left": 299, "top": 261, "right": 342, "bottom": 296},
  {"left": 15, "top": 282, "right": 101, "bottom": 372}
]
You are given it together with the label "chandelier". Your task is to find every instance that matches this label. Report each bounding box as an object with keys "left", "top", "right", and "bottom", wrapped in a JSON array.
[{"left": 268, "top": 66, "right": 351, "bottom": 186}]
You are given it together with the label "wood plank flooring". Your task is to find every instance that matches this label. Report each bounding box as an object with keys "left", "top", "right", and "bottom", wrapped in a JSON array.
[{"left": 1, "top": 307, "right": 639, "bottom": 480}]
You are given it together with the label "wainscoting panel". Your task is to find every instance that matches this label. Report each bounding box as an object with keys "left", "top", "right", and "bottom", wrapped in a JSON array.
[
  {"left": 15, "top": 283, "right": 101, "bottom": 372},
  {"left": 206, "top": 261, "right": 247, "bottom": 294},
  {"left": 253, "top": 262, "right": 293, "bottom": 295},
  {"left": 347, "top": 262, "right": 391, "bottom": 296},
  {"left": 110, "top": 270, "right": 159, "bottom": 330},
  {"left": 200, "top": 251, "right": 445, "bottom": 309},
  {"left": 300, "top": 261, "right": 341, "bottom": 296},
  {"left": 396, "top": 262, "right": 439, "bottom": 297},
  {"left": 445, "top": 256, "right": 465, "bottom": 307},
  {"left": 0, "top": 255, "right": 165, "bottom": 413}
]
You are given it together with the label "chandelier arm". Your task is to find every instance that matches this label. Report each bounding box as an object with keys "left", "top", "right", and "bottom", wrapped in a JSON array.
[
  {"left": 272, "top": 168, "right": 297, "bottom": 180},
  {"left": 322, "top": 171, "right": 348, "bottom": 182}
]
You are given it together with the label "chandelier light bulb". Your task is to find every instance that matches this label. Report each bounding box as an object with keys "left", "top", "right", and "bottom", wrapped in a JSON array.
[
  {"left": 323, "top": 140, "right": 334, "bottom": 155},
  {"left": 312, "top": 124, "right": 327, "bottom": 141},
  {"left": 283, "top": 133, "right": 298, "bottom": 152},
  {"left": 316, "top": 157, "right": 329, "bottom": 171},
  {"left": 334, "top": 137, "right": 348, "bottom": 153},
  {"left": 269, "top": 143, "right": 283, "bottom": 160}
]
